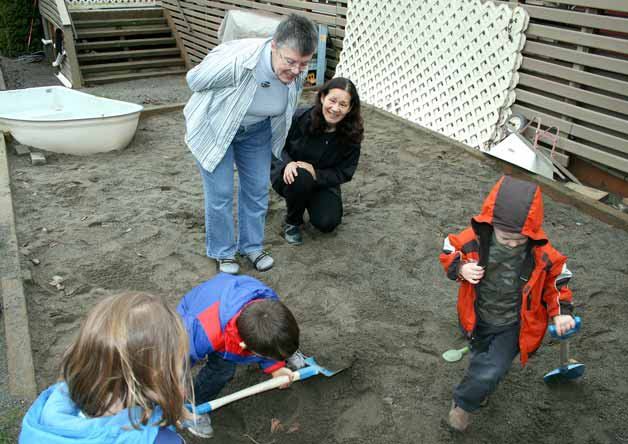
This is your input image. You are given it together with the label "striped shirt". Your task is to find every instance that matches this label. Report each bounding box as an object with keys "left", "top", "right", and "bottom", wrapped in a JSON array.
[{"left": 183, "top": 37, "right": 307, "bottom": 173}]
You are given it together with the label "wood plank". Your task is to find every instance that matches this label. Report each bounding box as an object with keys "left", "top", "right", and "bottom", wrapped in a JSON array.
[
  {"left": 517, "top": 72, "right": 628, "bottom": 115},
  {"left": 495, "top": 1, "right": 628, "bottom": 33},
  {"left": 81, "top": 58, "right": 184, "bottom": 73},
  {"left": 76, "top": 25, "right": 172, "bottom": 39},
  {"left": 55, "top": 0, "right": 72, "bottom": 26},
  {"left": 528, "top": 0, "right": 628, "bottom": 13},
  {"left": 74, "top": 17, "right": 166, "bottom": 28},
  {"left": 553, "top": 134, "right": 628, "bottom": 173},
  {"left": 78, "top": 48, "right": 181, "bottom": 62},
  {"left": 83, "top": 67, "right": 187, "bottom": 84},
  {"left": 76, "top": 37, "right": 176, "bottom": 50},
  {"left": 164, "top": 9, "right": 193, "bottom": 69},
  {"left": 524, "top": 41, "right": 628, "bottom": 76},
  {"left": 521, "top": 57, "right": 628, "bottom": 96},
  {"left": 565, "top": 182, "right": 609, "bottom": 200},
  {"left": 516, "top": 88, "right": 628, "bottom": 136},
  {"left": 39, "top": 2, "right": 62, "bottom": 28},
  {"left": 511, "top": 103, "right": 628, "bottom": 155},
  {"left": 527, "top": 24, "right": 628, "bottom": 54},
  {"left": 70, "top": 8, "right": 163, "bottom": 21}
]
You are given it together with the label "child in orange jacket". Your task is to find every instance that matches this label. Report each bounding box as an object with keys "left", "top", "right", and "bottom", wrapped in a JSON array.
[{"left": 439, "top": 176, "right": 575, "bottom": 431}]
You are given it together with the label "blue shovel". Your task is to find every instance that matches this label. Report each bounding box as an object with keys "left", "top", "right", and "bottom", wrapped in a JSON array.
[
  {"left": 543, "top": 316, "right": 585, "bottom": 383},
  {"left": 189, "top": 356, "right": 346, "bottom": 415}
]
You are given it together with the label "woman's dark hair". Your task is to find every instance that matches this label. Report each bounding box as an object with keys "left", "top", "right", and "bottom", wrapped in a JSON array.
[{"left": 309, "top": 77, "right": 364, "bottom": 146}]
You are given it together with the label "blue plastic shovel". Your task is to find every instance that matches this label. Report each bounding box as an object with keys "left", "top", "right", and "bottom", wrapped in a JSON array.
[
  {"left": 543, "top": 316, "right": 585, "bottom": 383},
  {"left": 189, "top": 356, "right": 345, "bottom": 415}
]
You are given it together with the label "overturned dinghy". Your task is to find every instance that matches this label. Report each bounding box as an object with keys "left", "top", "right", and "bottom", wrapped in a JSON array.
[
  {"left": 0, "top": 86, "right": 143, "bottom": 155},
  {"left": 482, "top": 133, "right": 554, "bottom": 180}
]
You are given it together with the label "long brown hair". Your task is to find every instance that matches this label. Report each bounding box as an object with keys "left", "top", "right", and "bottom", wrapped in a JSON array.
[
  {"left": 61, "top": 292, "right": 192, "bottom": 427},
  {"left": 309, "top": 77, "right": 364, "bottom": 146}
]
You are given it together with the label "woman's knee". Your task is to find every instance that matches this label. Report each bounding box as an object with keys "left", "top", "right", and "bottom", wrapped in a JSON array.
[
  {"left": 285, "top": 169, "right": 316, "bottom": 195},
  {"left": 311, "top": 214, "right": 341, "bottom": 233}
]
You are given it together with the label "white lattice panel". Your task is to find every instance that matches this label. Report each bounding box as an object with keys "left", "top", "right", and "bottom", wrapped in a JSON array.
[
  {"left": 335, "top": 0, "right": 528, "bottom": 149},
  {"left": 65, "top": 0, "right": 156, "bottom": 9}
]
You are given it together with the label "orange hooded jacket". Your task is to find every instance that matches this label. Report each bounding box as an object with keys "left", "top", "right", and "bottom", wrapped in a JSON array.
[{"left": 439, "top": 176, "right": 574, "bottom": 365}]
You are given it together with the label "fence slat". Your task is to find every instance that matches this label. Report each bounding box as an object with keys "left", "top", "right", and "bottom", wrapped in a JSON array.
[
  {"left": 524, "top": 41, "right": 628, "bottom": 76},
  {"left": 522, "top": 57, "right": 628, "bottom": 96},
  {"left": 518, "top": 72, "right": 628, "bottom": 115},
  {"left": 512, "top": 103, "right": 628, "bottom": 155},
  {"left": 516, "top": 88, "right": 628, "bottom": 136},
  {"left": 527, "top": 23, "right": 628, "bottom": 54},
  {"left": 495, "top": 1, "right": 628, "bottom": 32}
]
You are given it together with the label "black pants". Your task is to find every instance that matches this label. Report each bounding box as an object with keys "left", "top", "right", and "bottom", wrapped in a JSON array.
[{"left": 272, "top": 169, "right": 343, "bottom": 232}]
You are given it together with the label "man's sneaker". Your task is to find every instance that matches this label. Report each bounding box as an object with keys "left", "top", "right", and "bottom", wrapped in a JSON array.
[
  {"left": 448, "top": 402, "right": 470, "bottom": 432},
  {"left": 183, "top": 413, "right": 214, "bottom": 438},
  {"left": 283, "top": 223, "right": 303, "bottom": 245},
  {"left": 216, "top": 258, "right": 239, "bottom": 274},
  {"left": 246, "top": 250, "right": 274, "bottom": 272}
]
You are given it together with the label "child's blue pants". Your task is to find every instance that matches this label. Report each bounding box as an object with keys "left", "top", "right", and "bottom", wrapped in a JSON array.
[
  {"left": 453, "top": 323, "right": 520, "bottom": 412},
  {"left": 193, "top": 354, "right": 237, "bottom": 405}
]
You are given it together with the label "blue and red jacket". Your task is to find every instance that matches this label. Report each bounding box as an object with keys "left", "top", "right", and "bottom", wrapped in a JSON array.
[{"left": 177, "top": 273, "right": 286, "bottom": 374}]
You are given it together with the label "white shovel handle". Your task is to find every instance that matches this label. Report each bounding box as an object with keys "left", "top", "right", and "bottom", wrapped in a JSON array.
[{"left": 210, "top": 374, "right": 291, "bottom": 411}]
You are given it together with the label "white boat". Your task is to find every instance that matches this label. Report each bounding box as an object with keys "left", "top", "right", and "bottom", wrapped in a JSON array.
[{"left": 0, "top": 86, "right": 143, "bottom": 155}]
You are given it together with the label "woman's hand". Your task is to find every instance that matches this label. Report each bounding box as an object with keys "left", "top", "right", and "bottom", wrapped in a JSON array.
[
  {"left": 271, "top": 367, "right": 295, "bottom": 389},
  {"left": 296, "top": 161, "right": 316, "bottom": 180},
  {"left": 283, "top": 161, "right": 299, "bottom": 184}
]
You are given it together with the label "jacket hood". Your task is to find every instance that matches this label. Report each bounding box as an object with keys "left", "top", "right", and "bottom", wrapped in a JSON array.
[
  {"left": 472, "top": 175, "right": 547, "bottom": 242},
  {"left": 19, "top": 383, "right": 161, "bottom": 444}
]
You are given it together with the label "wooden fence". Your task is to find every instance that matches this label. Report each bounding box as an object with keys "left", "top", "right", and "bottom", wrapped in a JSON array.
[{"left": 159, "top": 0, "right": 347, "bottom": 79}]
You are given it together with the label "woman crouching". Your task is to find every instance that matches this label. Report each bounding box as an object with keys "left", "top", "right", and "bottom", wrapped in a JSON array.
[{"left": 271, "top": 77, "right": 364, "bottom": 245}]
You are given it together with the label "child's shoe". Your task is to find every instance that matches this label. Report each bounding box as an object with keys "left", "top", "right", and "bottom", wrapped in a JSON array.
[
  {"left": 245, "top": 250, "right": 274, "bottom": 272},
  {"left": 216, "top": 258, "right": 239, "bottom": 274},
  {"left": 184, "top": 413, "right": 214, "bottom": 438},
  {"left": 448, "top": 403, "right": 470, "bottom": 432},
  {"left": 283, "top": 223, "right": 303, "bottom": 245}
]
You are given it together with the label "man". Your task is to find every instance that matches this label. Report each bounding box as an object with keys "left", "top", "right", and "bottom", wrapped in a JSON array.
[{"left": 184, "top": 14, "right": 318, "bottom": 274}]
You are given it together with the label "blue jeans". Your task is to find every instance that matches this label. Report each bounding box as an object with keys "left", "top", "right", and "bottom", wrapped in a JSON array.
[
  {"left": 453, "top": 323, "right": 520, "bottom": 412},
  {"left": 198, "top": 118, "right": 272, "bottom": 259},
  {"left": 193, "top": 354, "right": 237, "bottom": 405}
]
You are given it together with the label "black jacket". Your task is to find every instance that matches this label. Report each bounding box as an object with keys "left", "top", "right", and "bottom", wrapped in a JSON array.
[{"left": 271, "top": 107, "right": 361, "bottom": 189}]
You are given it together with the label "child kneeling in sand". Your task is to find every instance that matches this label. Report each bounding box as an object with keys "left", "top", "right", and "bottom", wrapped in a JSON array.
[
  {"left": 20, "top": 292, "right": 192, "bottom": 444},
  {"left": 177, "top": 273, "right": 302, "bottom": 438},
  {"left": 439, "top": 175, "right": 576, "bottom": 432}
]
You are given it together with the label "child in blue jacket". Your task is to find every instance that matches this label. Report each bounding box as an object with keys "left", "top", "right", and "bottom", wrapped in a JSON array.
[
  {"left": 20, "top": 292, "right": 192, "bottom": 444},
  {"left": 177, "top": 273, "right": 300, "bottom": 438}
]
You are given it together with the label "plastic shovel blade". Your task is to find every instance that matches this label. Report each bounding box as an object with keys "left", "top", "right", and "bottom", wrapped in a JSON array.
[
  {"left": 303, "top": 356, "right": 345, "bottom": 377},
  {"left": 442, "top": 346, "right": 469, "bottom": 363},
  {"left": 543, "top": 363, "right": 586, "bottom": 383}
]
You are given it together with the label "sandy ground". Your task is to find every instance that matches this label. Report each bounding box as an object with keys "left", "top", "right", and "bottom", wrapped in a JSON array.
[{"left": 1, "top": 57, "right": 628, "bottom": 444}]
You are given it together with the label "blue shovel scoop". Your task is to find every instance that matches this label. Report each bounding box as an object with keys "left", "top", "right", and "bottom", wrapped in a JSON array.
[
  {"left": 543, "top": 316, "right": 585, "bottom": 383},
  {"left": 189, "top": 356, "right": 346, "bottom": 415}
]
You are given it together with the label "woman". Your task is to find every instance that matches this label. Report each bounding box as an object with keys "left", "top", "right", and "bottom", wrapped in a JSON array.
[{"left": 271, "top": 77, "right": 364, "bottom": 245}]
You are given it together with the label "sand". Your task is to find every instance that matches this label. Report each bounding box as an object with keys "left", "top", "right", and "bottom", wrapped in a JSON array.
[{"left": 2, "top": 58, "right": 628, "bottom": 444}]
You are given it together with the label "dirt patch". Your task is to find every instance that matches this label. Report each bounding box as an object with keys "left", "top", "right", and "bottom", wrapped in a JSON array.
[{"left": 2, "top": 59, "right": 628, "bottom": 444}]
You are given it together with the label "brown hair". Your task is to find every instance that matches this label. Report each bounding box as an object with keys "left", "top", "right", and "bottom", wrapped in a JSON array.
[
  {"left": 61, "top": 292, "right": 192, "bottom": 427},
  {"left": 236, "top": 299, "right": 299, "bottom": 361}
]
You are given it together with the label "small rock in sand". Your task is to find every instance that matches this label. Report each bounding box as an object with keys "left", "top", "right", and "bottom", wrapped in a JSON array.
[{"left": 49, "top": 275, "right": 65, "bottom": 291}]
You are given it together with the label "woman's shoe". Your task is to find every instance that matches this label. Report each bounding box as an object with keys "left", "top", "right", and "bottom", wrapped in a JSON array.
[
  {"left": 246, "top": 250, "right": 274, "bottom": 271},
  {"left": 216, "top": 258, "right": 239, "bottom": 274},
  {"left": 284, "top": 223, "right": 303, "bottom": 245}
]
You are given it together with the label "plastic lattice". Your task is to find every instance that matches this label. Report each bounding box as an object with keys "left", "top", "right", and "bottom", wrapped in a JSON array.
[{"left": 335, "top": 0, "right": 528, "bottom": 149}]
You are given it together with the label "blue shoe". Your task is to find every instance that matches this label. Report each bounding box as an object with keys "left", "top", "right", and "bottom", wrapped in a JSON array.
[{"left": 283, "top": 223, "right": 303, "bottom": 245}]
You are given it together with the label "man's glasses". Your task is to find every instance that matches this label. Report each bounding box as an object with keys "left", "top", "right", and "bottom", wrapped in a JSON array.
[{"left": 277, "top": 50, "right": 310, "bottom": 71}]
